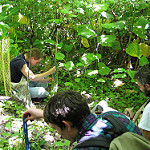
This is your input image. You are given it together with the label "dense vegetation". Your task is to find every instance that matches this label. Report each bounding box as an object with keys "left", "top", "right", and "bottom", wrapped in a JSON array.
[{"left": 0, "top": 0, "right": 150, "bottom": 149}]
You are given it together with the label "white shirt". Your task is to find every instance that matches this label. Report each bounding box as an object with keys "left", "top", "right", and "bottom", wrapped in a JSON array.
[{"left": 138, "top": 102, "right": 150, "bottom": 131}]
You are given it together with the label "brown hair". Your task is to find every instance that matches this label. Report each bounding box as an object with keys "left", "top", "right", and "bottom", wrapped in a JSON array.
[{"left": 21, "top": 48, "right": 43, "bottom": 60}]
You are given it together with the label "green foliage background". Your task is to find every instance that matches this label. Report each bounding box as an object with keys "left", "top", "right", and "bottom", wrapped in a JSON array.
[{"left": 0, "top": 0, "right": 150, "bottom": 149}]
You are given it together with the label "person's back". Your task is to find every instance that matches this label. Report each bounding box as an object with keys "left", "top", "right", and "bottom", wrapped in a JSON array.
[
  {"left": 74, "top": 111, "right": 143, "bottom": 150},
  {"left": 10, "top": 54, "right": 27, "bottom": 83}
]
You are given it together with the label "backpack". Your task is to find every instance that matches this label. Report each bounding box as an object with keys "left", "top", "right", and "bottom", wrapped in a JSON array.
[
  {"left": 109, "top": 132, "right": 150, "bottom": 150},
  {"left": 74, "top": 114, "right": 150, "bottom": 150},
  {"left": 132, "top": 98, "right": 150, "bottom": 126}
]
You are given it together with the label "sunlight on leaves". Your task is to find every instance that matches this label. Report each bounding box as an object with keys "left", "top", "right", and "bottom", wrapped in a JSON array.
[
  {"left": 64, "top": 61, "right": 74, "bottom": 70},
  {"left": 126, "top": 43, "right": 141, "bottom": 58},
  {"left": 139, "top": 43, "right": 150, "bottom": 57},
  {"left": 18, "top": 13, "right": 29, "bottom": 25},
  {"left": 97, "top": 35, "right": 116, "bottom": 47},
  {"left": 88, "top": 70, "right": 98, "bottom": 76}
]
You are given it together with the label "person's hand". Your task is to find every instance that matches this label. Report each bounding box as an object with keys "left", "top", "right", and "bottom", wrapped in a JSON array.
[
  {"left": 43, "top": 77, "right": 54, "bottom": 83},
  {"left": 22, "top": 108, "right": 43, "bottom": 122},
  {"left": 124, "top": 108, "right": 134, "bottom": 119}
]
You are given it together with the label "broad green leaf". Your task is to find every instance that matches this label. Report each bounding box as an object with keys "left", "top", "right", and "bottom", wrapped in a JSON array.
[
  {"left": 64, "top": 61, "right": 74, "bottom": 70},
  {"left": 55, "top": 52, "right": 65, "bottom": 60},
  {"left": 135, "top": 17, "right": 150, "bottom": 29},
  {"left": 139, "top": 56, "right": 149, "bottom": 66},
  {"left": 126, "top": 70, "right": 136, "bottom": 79},
  {"left": 132, "top": 17, "right": 150, "bottom": 39},
  {"left": 126, "top": 43, "right": 141, "bottom": 58},
  {"left": 111, "top": 41, "right": 121, "bottom": 50},
  {"left": 75, "top": 78, "right": 81, "bottom": 82},
  {"left": 132, "top": 26, "right": 147, "bottom": 39},
  {"left": 115, "top": 21, "right": 126, "bottom": 29},
  {"left": 98, "top": 62, "right": 110, "bottom": 75},
  {"left": 18, "top": 13, "right": 29, "bottom": 25},
  {"left": 81, "top": 53, "right": 97, "bottom": 65},
  {"left": 78, "top": 25, "right": 97, "bottom": 39},
  {"left": 98, "top": 62, "right": 106, "bottom": 68},
  {"left": 76, "top": 62, "right": 84, "bottom": 67},
  {"left": 95, "top": 53, "right": 102, "bottom": 59},
  {"left": 63, "top": 43, "right": 73, "bottom": 52},
  {"left": 139, "top": 43, "right": 150, "bottom": 57},
  {"left": 81, "top": 37, "right": 89, "bottom": 48},
  {"left": 97, "top": 35, "right": 116, "bottom": 46}
]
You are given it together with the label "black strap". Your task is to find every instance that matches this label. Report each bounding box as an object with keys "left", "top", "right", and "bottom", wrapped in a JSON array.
[
  {"left": 75, "top": 136, "right": 110, "bottom": 149},
  {"left": 103, "top": 115, "right": 128, "bottom": 135},
  {"left": 75, "top": 114, "right": 128, "bottom": 149}
]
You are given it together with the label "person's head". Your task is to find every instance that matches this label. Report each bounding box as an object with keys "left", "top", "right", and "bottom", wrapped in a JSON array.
[
  {"left": 43, "top": 90, "right": 90, "bottom": 142},
  {"left": 134, "top": 66, "right": 150, "bottom": 97},
  {"left": 23, "top": 48, "right": 43, "bottom": 66}
]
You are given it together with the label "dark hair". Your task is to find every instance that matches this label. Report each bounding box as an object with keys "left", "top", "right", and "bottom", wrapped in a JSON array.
[
  {"left": 21, "top": 48, "right": 43, "bottom": 60},
  {"left": 134, "top": 66, "right": 150, "bottom": 86},
  {"left": 43, "top": 90, "right": 90, "bottom": 130}
]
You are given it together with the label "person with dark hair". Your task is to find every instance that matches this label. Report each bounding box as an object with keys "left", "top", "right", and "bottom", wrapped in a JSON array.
[
  {"left": 23, "top": 90, "right": 143, "bottom": 149},
  {"left": 10, "top": 48, "right": 56, "bottom": 100},
  {"left": 125, "top": 66, "right": 150, "bottom": 141}
]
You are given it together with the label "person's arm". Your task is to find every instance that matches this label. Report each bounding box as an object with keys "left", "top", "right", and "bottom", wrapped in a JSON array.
[
  {"left": 21, "top": 64, "right": 56, "bottom": 81},
  {"left": 141, "top": 129, "right": 150, "bottom": 141},
  {"left": 22, "top": 108, "right": 43, "bottom": 122},
  {"left": 124, "top": 108, "right": 134, "bottom": 119}
]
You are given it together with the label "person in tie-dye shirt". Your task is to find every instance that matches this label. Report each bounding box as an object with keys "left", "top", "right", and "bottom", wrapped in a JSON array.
[{"left": 23, "top": 90, "right": 142, "bottom": 150}]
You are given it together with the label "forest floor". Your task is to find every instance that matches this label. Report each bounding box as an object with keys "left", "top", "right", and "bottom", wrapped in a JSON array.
[{"left": 0, "top": 96, "right": 75, "bottom": 150}]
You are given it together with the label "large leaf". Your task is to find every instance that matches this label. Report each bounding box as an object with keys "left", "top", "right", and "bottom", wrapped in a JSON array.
[
  {"left": 126, "top": 43, "right": 141, "bottom": 58},
  {"left": 98, "top": 62, "right": 110, "bottom": 75},
  {"left": 81, "top": 53, "right": 97, "bottom": 65},
  {"left": 132, "top": 17, "right": 150, "bottom": 39},
  {"left": 55, "top": 52, "right": 65, "bottom": 60},
  {"left": 139, "top": 43, "right": 150, "bottom": 57},
  {"left": 63, "top": 43, "right": 73, "bottom": 52},
  {"left": 139, "top": 56, "right": 149, "bottom": 66},
  {"left": 97, "top": 35, "right": 116, "bottom": 46},
  {"left": 18, "top": 13, "right": 29, "bottom": 25},
  {"left": 64, "top": 61, "right": 74, "bottom": 70},
  {"left": 78, "top": 25, "right": 97, "bottom": 39}
]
